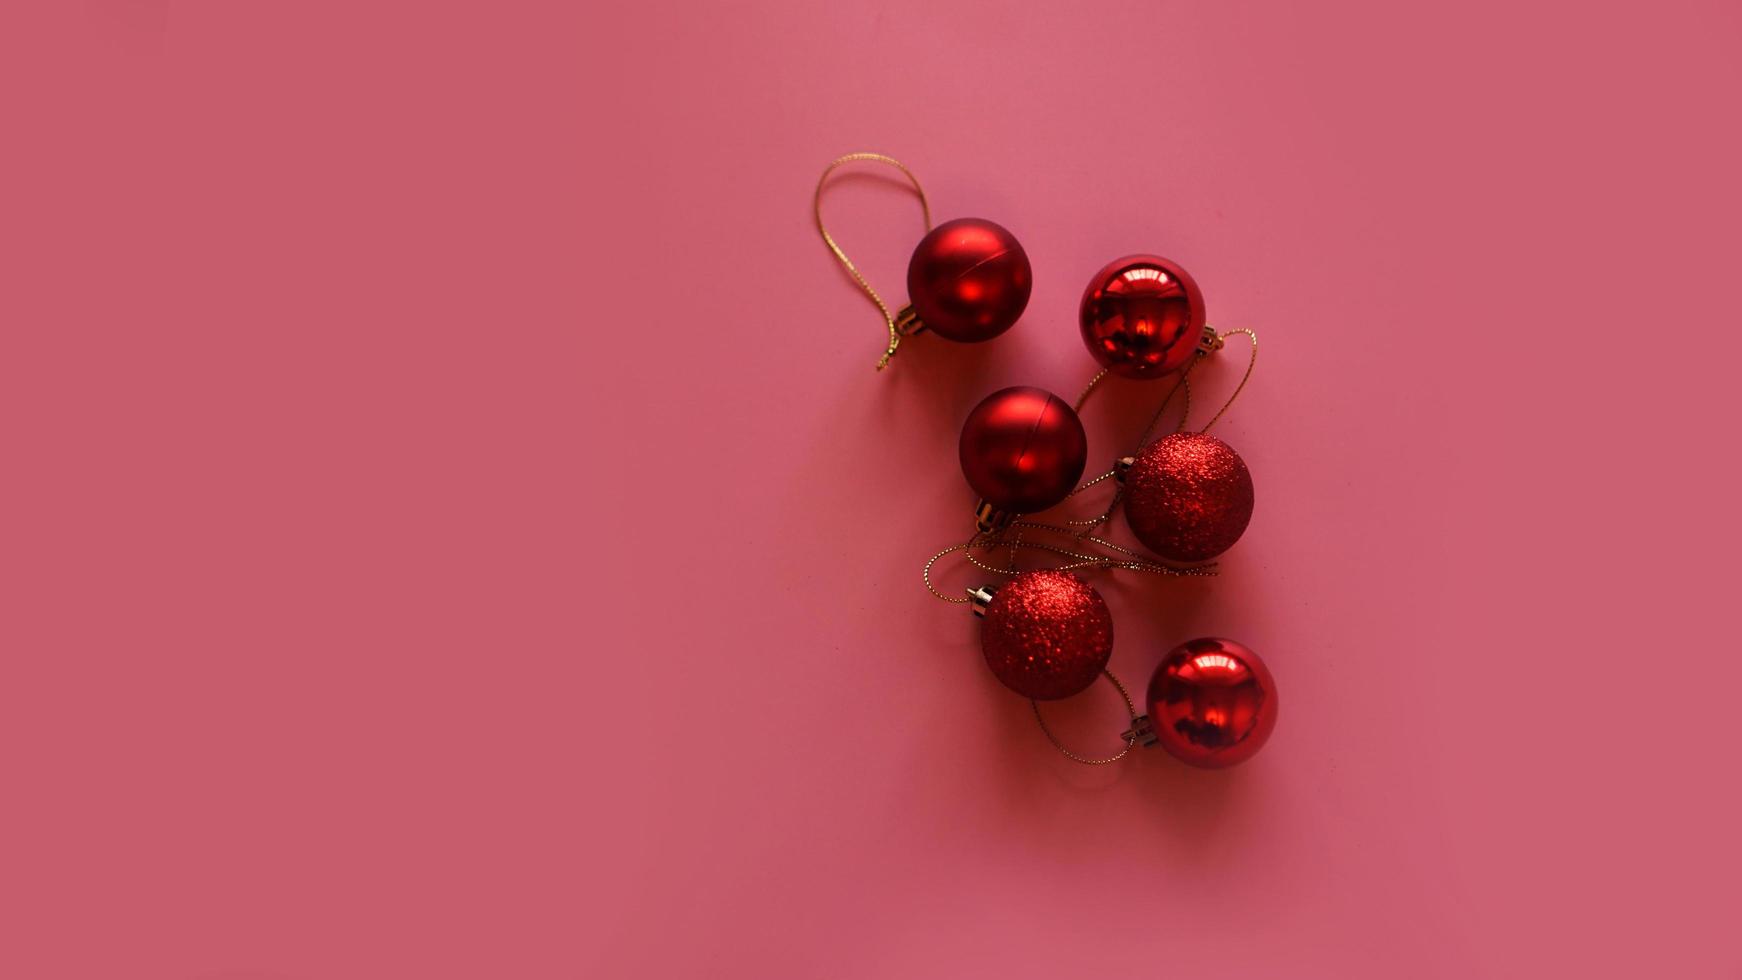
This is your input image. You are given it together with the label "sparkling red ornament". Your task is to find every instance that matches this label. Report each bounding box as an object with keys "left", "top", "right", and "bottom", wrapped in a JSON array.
[
  {"left": 1145, "top": 637, "right": 1277, "bottom": 768},
  {"left": 959, "top": 386, "right": 1088, "bottom": 515},
  {"left": 1123, "top": 432, "right": 1253, "bottom": 563},
  {"left": 1079, "top": 254, "right": 1206, "bottom": 379},
  {"left": 907, "top": 218, "right": 1032, "bottom": 343},
  {"left": 977, "top": 571, "right": 1113, "bottom": 700}
]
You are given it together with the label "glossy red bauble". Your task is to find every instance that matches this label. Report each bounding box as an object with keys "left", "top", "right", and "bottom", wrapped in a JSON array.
[
  {"left": 1079, "top": 254, "right": 1206, "bottom": 379},
  {"left": 1124, "top": 432, "right": 1253, "bottom": 563},
  {"left": 959, "top": 386, "right": 1087, "bottom": 514},
  {"left": 1146, "top": 637, "right": 1277, "bottom": 768},
  {"left": 979, "top": 571, "right": 1113, "bottom": 700},
  {"left": 907, "top": 218, "right": 1032, "bottom": 343}
]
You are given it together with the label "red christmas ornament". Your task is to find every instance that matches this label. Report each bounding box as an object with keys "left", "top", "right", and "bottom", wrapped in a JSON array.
[
  {"left": 959, "top": 386, "right": 1088, "bottom": 518},
  {"left": 973, "top": 571, "right": 1113, "bottom": 700},
  {"left": 1145, "top": 637, "right": 1277, "bottom": 768},
  {"left": 1079, "top": 254, "right": 1206, "bottom": 379},
  {"left": 1123, "top": 432, "right": 1253, "bottom": 563},
  {"left": 907, "top": 218, "right": 1032, "bottom": 343}
]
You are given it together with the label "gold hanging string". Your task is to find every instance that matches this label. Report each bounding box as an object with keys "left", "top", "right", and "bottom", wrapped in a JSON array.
[
  {"left": 963, "top": 528, "right": 1162, "bottom": 578},
  {"left": 1059, "top": 368, "right": 1193, "bottom": 531},
  {"left": 1138, "top": 361, "right": 1196, "bottom": 448},
  {"left": 1066, "top": 493, "right": 1116, "bottom": 533},
  {"left": 814, "top": 153, "right": 933, "bottom": 370},
  {"left": 1059, "top": 466, "right": 1128, "bottom": 515},
  {"left": 1063, "top": 368, "right": 1120, "bottom": 530},
  {"left": 1007, "top": 520, "right": 1217, "bottom": 576},
  {"left": 923, "top": 538, "right": 980, "bottom": 603},
  {"left": 1032, "top": 670, "right": 1140, "bottom": 765},
  {"left": 921, "top": 523, "right": 1215, "bottom": 603},
  {"left": 1074, "top": 368, "right": 1110, "bottom": 412},
  {"left": 1197, "top": 327, "right": 1257, "bottom": 434}
]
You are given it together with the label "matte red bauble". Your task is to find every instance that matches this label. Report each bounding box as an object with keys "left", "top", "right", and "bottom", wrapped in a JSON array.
[
  {"left": 1124, "top": 432, "right": 1253, "bottom": 563},
  {"left": 959, "top": 387, "right": 1087, "bottom": 514},
  {"left": 976, "top": 571, "right": 1113, "bottom": 700},
  {"left": 907, "top": 218, "right": 1032, "bottom": 343},
  {"left": 1079, "top": 254, "right": 1206, "bottom": 379},
  {"left": 1146, "top": 637, "right": 1277, "bottom": 768}
]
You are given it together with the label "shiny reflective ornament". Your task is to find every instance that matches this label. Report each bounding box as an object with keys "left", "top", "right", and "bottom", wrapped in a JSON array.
[
  {"left": 907, "top": 218, "right": 1032, "bottom": 343},
  {"left": 1146, "top": 637, "right": 1277, "bottom": 768},
  {"left": 1123, "top": 432, "right": 1253, "bottom": 563},
  {"left": 974, "top": 571, "right": 1112, "bottom": 700},
  {"left": 959, "top": 386, "right": 1088, "bottom": 517},
  {"left": 1079, "top": 254, "right": 1206, "bottom": 379}
]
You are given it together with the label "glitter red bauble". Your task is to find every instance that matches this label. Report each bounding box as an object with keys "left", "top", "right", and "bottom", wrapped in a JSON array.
[
  {"left": 959, "top": 386, "right": 1088, "bottom": 514},
  {"left": 907, "top": 218, "right": 1032, "bottom": 343},
  {"left": 1123, "top": 432, "right": 1254, "bottom": 563},
  {"left": 979, "top": 571, "right": 1113, "bottom": 700},
  {"left": 1146, "top": 637, "right": 1277, "bottom": 768},
  {"left": 1079, "top": 254, "right": 1206, "bottom": 379}
]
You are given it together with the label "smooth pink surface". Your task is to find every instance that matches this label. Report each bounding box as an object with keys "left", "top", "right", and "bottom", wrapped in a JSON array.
[{"left": 3, "top": 2, "right": 1740, "bottom": 977}]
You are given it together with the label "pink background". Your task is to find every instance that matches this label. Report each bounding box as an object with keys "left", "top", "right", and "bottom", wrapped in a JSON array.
[{"left": 4, "top": 1, "right": 1741, "bottom": 977}]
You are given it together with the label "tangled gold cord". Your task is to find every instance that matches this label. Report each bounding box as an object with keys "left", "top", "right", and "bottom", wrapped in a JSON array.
[
  {"left": 922, "top": 523, "right": 1214, "bottom": 603},
  {"left": 813, "top": 153, "right": 932, "bottom": 370},
  {"left": 1060, "top": 468, "right": 1121, "bottom": 530},
  {"left": 1032, "top": 670, "right": 1140, "bottom": 765},
  {"left": 1197, "top": 328, "right": 1257, "bottom": 434}
]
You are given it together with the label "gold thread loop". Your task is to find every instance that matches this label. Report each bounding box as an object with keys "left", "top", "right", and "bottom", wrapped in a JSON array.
[
  {"left": 1067, "top": 467, "right": 1119, "bottom": 501},
  {"left": 1074, "top": 368, "right": 1110, "bottom": 412},
  {"left": 814, "top": 153, "right": 933, "bottom": 370},
  {"left": 1007, "top": 520, "right": 1216, "bottom": 577},
  {"left": 1198, "top": 327, "right": 1257, "bottom": 434},
  {"left": 921, "top": 523, "right": 1216, "bottom": 606},
  {"left": 1061, "top": 466, "right": 1123, "bottom": 533},
  {"left": 923, "top": 539, "right": 978, "bottom": 603},
  {"left": 1138, "top": 364, "right": 1195, "bottom": 448},
  {"left": 1032, "top": 670, "right": 1139, "bottom": 765},
  {"left": 1062, "top": 368, "right": 1120, "bottom": 530}
]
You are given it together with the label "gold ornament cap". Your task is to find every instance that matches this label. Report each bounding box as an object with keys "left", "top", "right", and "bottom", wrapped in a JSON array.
[
  {"left": 974, "top": 499, "right": 1013, "bottom": 534},
  {"left": 1196, "top": 324, "right": 1224, "bottom": 359}
]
